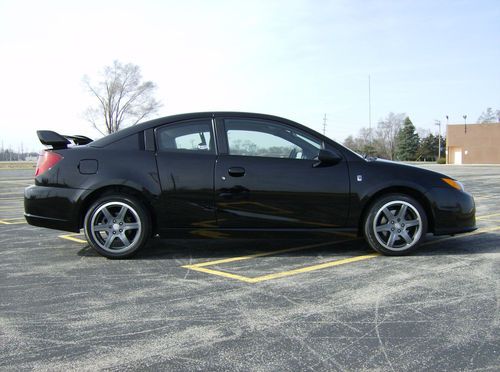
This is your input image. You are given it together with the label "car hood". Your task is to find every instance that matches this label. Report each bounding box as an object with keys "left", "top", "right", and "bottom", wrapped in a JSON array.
[{"left": 368, "top": 158, "right": 451, "bottom": 181}]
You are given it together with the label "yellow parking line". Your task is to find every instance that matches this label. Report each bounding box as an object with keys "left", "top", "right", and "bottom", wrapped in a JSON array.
[
  {"left": 183, "top": 252, "right": 378, "bottom": 283},
  {"left": 0, "top": 180, "right": 31, "bottom": 184},
  {"left": 474, "top": 196, "right": 495, "bottom": 200},
  {"left": 183, "top": 225, "right": 500, "bottom": 283},
  {"left": 187, "top": 239, "right": 358, "bottom": 268},
  {"left": 0, "top": 168, "right": 35, "bottom": 171},
  {"left": 58, "top": 233, "right": 87, "bottom": 244},
  {"left": 183, "top": 266, "right": 257, "bottom": 283},
  {"left": 249, "top": 254, "right": 380, "bottom": 283},
  {"left": 476, "top": 212, "right": 500, "bottom": 220},
  {"left": 421, "top": 225, "right": 500, "bottom": 246},
  {"left": 0, "top": 217, "right": 26, "bottom": 225},
  {"left": 183, "top": 239, "right": 364, "bottom": 283}
]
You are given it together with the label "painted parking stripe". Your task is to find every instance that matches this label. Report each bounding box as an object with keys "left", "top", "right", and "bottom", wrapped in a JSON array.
[
  {"left": 185, "top": 253, "right": 380, "bottom": 284},
  {"left": 0, "top": 217, "right": 26, "bottom": 225},
  {"left": 0, "top": 168, "right": 35, "bottom": 171},
  {"left": 0, "top": 180, "right": 32, "bottom": 185},
  {"left": 0, "top": 178, "right": 32, "bottom": 181},
  {"left": 420, "top": 225, "right": 500, "bottom": 246},
  {"left": 182, "top": 225, "right": 500, "bottom": 283},
  {"left": 183, "top": 266, "right": 257, "bottom": 283},
  {"left": 188, "top": 239, "right": 358, "bottom": 268},
  {"left": 183, "top": 238, "right": 366, "bottom": 283},
  {"left": 476, "top": 212, "right": 500, "bottom": 220},
  {"left": 248, "top": 254, "right": 380, "bottom": 283},
  {"left": 58, "top": 233, "right": 87, "bottom": 243}
]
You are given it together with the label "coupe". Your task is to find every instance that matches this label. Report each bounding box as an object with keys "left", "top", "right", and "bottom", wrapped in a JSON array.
[{"left": 25, "top": 112, "right": 476, "bottom": 258}]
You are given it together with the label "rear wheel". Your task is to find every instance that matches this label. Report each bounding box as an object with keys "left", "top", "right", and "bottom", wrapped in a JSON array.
[
  {"left": 84, "top": 194, "right": 150, "bottom": 258},
  {"left": 364, "top": 194, "right": 427, "bottom": 256}
]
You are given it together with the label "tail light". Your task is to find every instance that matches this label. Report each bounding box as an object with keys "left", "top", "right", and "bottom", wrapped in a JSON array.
[{"left": 35, "top": 151, "right": 63, "bottom": 176}]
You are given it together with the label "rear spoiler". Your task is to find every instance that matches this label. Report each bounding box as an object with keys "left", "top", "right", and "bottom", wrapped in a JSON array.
[{"left": 37, "top": 130, "right": 93, "bottom": 149}]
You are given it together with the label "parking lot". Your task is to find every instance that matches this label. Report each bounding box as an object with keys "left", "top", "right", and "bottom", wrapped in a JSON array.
[{"left": 0, "top": 164, "right": 499, "bottom": 371}]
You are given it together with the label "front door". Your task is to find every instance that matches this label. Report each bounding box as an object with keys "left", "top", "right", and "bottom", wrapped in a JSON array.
[{"left": 214, "top": 118, "right": 350, "bottom": 228}]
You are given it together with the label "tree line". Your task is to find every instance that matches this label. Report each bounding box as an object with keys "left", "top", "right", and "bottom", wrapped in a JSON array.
[
  {"left": 343, "top": 113, "right": 446, "bottom": 162},
  {"left": 0, "top": 148, "right": 38, "bottom": 161}
]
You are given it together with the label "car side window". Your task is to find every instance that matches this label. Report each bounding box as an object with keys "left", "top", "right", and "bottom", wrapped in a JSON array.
[
  {"left": 156, "top": 120, "right": 215, "bottom": 154},
  {"left": 224, "top": 119, "right": 321, "bottom": 160}
]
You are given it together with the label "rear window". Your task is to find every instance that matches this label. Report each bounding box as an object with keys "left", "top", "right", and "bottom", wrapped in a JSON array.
[
  {"left": 156, "top": 120, "right": 215, "bottom": 154},
  {"left": 104, "top": 133, "right": 142, "bottom": 150}
]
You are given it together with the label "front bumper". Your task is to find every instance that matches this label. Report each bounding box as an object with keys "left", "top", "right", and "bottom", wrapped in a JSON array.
[
  {"left": 426, "top": 188, "right": 477, "bottom": 236},
  {"left": 24, "top": 185, "right": 85, "bottom": 232}
]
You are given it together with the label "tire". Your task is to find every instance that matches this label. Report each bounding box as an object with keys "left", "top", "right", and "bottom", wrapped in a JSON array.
[
  {"left": 364, "top": 194, "right": 427, "bottom": 256},
  {"left": 84, "top": 193, "right": 151, "bottom": 258}
]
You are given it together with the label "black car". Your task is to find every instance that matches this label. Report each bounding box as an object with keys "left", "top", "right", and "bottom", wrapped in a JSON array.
[{"left": 25, "top": 112, "right": 476, "bottom": 258}]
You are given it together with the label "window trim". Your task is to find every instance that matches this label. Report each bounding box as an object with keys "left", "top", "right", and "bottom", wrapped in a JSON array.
[
  {"left": 221, "top": 118, "right": 323, "bottom": 160},
  {"left": 154, "top": 118, "right": 217, "bottom": 155}
]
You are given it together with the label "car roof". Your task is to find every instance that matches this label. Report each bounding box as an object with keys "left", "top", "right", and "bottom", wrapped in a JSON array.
[{"left": 90, "top": 112, "right": 303, "bottom": 148}]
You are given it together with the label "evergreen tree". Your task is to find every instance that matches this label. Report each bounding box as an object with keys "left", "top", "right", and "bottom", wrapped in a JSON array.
[
  {"left": 418, "top": 133, "right": 436, "bottom": 161},
  {"left": 396, "top": 117, "right": 419, "bottom": 161}
]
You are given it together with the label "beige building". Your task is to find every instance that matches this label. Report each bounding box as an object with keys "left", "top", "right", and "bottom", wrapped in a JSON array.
[{"left": 447, "top": 123, "right": 500, "bottom": 164}]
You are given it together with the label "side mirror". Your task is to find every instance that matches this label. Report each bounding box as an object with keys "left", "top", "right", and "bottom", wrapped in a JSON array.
[{"left": 314, "top": 149, "right": 342, "bottom": 167}]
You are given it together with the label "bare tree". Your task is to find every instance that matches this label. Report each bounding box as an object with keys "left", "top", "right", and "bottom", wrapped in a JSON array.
[
  {"left": 477, "top": 107, "right": 499, "bottom": 123},
  {"left": 376, "top": 112, "right": 405, "bottom": 160},
  {"left": 343, "top": 113, "right": 405, "bottom": 160},
  {"left": 83, "top": 61, "right": 161, "bottom": 135}
]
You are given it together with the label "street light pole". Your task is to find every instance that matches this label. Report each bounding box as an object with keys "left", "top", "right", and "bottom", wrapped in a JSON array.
[
  {"left": 435, "top": 120, "right": 441, "bottom": 160},
  {"left": 463, "top": 114, "right": 467, "bottom": 133}
]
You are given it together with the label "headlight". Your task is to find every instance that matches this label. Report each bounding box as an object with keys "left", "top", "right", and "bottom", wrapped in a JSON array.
[{"left": 441, "top": 178, "right": 464, "bottom": 191}]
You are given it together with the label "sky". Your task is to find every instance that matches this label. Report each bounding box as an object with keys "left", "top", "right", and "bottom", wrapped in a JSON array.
[{"left": 0, "top": 0, "right": 499, "bottom": 152}]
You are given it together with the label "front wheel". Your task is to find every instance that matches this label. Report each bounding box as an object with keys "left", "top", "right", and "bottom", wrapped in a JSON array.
[
  {"left": 84, "top": 194, "right": 151, "bottom": 258},
  {"left": 364, "top": 194, "right": 427, "bottom": 256}
]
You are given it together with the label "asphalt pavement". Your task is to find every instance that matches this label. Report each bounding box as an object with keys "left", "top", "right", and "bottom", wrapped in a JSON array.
[{"left": 0, "top": 165, "right": 499, "bottom": 371}]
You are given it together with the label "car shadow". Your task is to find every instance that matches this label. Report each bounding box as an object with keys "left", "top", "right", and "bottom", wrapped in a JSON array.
[
  {"left": 412, "top": 233, "right": 500, "bottom": 256},
  {"left": 76, "top": 232, "right": 500, "bottom": 260}
]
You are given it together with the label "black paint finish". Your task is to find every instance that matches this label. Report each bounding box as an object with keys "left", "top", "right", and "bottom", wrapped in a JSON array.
[{"left": 25, "top": 112, "right": 476, "bottom": 239}]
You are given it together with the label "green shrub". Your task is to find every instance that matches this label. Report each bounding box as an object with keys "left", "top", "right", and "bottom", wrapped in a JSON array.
[{"left": 437, "top": 157, "right": 446, "bottom": 164}]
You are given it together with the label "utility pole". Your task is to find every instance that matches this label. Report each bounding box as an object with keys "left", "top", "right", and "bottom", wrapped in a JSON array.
[
  {"left": 322, "top": 113, "right": 327, "bottom": 135},
  {"left": 435, "top": 120, "right": 441, "bottom": 160},
  {"left": 445, "top": 115, "right": 449, "bottom": 164},
  {"left": 368, "top": 74, "right": 372, "bottom": 140}
]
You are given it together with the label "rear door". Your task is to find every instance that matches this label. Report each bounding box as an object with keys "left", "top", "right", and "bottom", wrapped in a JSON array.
[
  {"left": 214, "top": 117, "right": 350, "bottom": 228},
  {"left": 155, "top": 118, "right": 217, "bottom": 230}
]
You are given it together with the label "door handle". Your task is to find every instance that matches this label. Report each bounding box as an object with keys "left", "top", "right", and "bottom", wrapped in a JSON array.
[{"left": 228, "top": 167, "right": 245, "bottom": 177}]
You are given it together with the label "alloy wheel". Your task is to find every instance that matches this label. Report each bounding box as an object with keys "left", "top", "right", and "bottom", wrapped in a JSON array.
[
  {"left": 89, "top": 201, "right": 142, "bottom": 253},
  {"left": 372, "top": 200, "right": 422, "bottom": 251}
]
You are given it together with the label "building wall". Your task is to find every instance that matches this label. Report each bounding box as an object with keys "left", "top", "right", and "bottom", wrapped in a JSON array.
[{"left": 446, "top": 123, "right": 500, "bottom": 164}]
